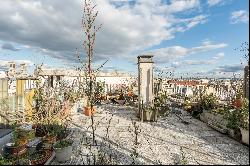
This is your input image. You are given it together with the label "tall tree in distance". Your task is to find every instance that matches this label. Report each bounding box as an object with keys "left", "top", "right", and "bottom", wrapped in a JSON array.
[
  {"left": 235, "top": 42, "right": 249, "bottom": 99},
  {"left": 235, "top": 41, "right": 249, "bottom": 66}
]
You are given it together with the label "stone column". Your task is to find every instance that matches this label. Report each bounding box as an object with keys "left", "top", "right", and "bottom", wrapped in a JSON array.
[{"left": 138, "top": 55, "right": 154, "bottom": 109}]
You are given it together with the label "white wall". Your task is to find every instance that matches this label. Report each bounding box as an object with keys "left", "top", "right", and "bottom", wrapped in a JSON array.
[
  {"left": 138, "top": 62, "right": 154, "bottom": 105},
  {"left": 96, "top": 76, "right": 136, "bottom": 93}
]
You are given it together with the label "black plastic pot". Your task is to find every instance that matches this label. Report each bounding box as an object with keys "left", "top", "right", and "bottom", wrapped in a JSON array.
[
  {"left": 35, "top": 125, "right": 48, "bottom": 137},
  {"left": 3, "top": 142, "right": 27, "bottom": 157}
]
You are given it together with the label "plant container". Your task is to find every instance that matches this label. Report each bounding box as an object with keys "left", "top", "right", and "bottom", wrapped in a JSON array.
[
  {"left": 233, "top": 99, "right": 242, "bottom": 108},
  {"left": 30, "top": 150, "right": 52, "bottom": 165},
  {"left": 3, "top": 139, "right": 28, "bottom": 157},
  {"left": 142, "top": 110, "right": 158, "bottom": 121},
  {"left": 84, "top": 106, "right": 96, "bottom": 116},
  {"left": 240, "top": 127, "right": 249, "bottom": 145},
  {"left": 54, "top": 140, "right": 73, "bottom": 163},
  {"left": 35, "top": 125, "right": 48, "bottom": 137}
]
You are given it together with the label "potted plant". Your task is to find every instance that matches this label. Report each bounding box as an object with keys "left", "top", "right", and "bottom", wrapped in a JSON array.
[
  {"left": 42, "top": 124, "right": 60, "bottom": 150},
  {"left": 29, "top": 150, "right": 52, "bottom": 165},
  {"left": 154, "top": 95, "right": 169, "bottom": 116},
  {"left": 201, "top": 94, "right": 217, "bottom": 111},
  {"left": 141, "top": 104, "right": 158, "bottom": 121},
  {"left": 34, "top": 124, "right": 48, "bottom": 137},
  {"left": 27, "top": 130, "right": 36, "bottom": 141},
  {"left": 3, "top": 127, "right": 28, "bottom": 157},
  {"left": 239, "top": 98, "right": 249, "bottom": 145},
  {"left": 232, "top": 89, "right": 243, "bottom": 108},
  {"left": 54, "top": 139, "right": 73, "bottom": 163},
  {"left": 226, "top": 109, "right": 242, "bottom": 141}
]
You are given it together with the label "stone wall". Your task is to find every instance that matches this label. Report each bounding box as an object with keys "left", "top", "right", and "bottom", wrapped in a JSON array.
[{"left": 244, "top": 66, "right": 249, "bottom": 99}]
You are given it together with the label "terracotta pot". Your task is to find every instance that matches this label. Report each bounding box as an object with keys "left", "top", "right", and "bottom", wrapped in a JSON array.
[
  {"left": 84, "top": 106, "right": 96, "bottom": 116},
  {"left": 128, "top": 91, "right": 134, "bottom": 97},
  {"left": 30, "top": 150, "right": 52, "bottom": 165},
  {"left": 233, "top": 99, "right": 242, "bottom": 108}
]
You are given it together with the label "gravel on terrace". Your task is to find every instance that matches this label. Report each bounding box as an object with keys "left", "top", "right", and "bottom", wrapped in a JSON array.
[{"left": 51, "top": 104, "right": 249, "bottom": 165}]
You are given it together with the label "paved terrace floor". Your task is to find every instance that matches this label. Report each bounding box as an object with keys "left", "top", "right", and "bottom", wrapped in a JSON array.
[{"left": 52, "top": 104, "right": 249, "bottom": 165}]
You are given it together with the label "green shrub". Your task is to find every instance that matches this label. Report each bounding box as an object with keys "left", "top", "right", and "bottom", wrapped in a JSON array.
[
  {"left": 0, "top": 155, "right": 11, "bottom": 165},
  {"left": 54, "top": 139, "right": 73, "bottom": 149},
  {"left": 226, "top": 109, "right": 240, "bottom": 129},
  {"left": 201, "top": 94, "right": 218, "bottom": 110},
  {"left": 239, "top": 98, "right": 249, "bottom": 129}
]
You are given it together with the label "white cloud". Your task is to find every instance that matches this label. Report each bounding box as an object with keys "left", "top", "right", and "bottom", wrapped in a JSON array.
[
  {"left": 213, "top": 64, "right": 244, "bottom": 73},
  {"left": 169, "top": 52, "right": 225, "bottom": 69},
  {"left": 186, "top": 52, "right": 224, "bottom": 65},
  {"left": 230, "top": 10, "right": 249, "bottom": 24},
  {"left": 144, "top": 42, "right": 227, "bottom": 63},
  {"left": 172, "top": 15, "right": 207, "bottom": 32},
  {"left": 0, "top": 0, "right": 205, "bottom": 64},
  {"left": 207, "top": 0, "right": 223, "bottom": 6},
  {"left": 164, "top": 0, "right": 200, "bottom": 13}
]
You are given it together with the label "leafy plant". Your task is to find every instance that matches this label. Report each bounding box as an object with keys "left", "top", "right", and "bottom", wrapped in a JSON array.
[
  {"left": 236, "top": 88, "right": 243, "bottom": 99},
  {"left": 142, "top": 104, "right": 156, "bottom": 112},
  {"left": 46, "top": 123, "right": 66, "bottom": 137},
  {"left": 200, "top": 94, "right": 218, "bottom": 110},
  {"left": 54, "top": 139, "right": 73, "bottom": 149},
  {"left": 190, "top": 102, "right": 203, "bottom": 119},
  {"left": 226, "top": 109, "right": 240, "bottom": 129},
  {"left": 212, "top": 104, "right": 232, "bottom": 116},
  {"left": 0, "top": 155, "right": 11, "bottom": 165},
  {"left": 239, "top": 98, "right": 249, "bottom": 129},
  {"left": 11, "top": 124, "right": 28, "bottom": 146},
  {"left": 31, "top": 78, "right": 74, "bottom": 139}
]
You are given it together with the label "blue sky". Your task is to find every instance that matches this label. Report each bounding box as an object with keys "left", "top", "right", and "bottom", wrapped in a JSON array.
[{"left": 0, "top": 0, "right": 249, "bottom": 78}]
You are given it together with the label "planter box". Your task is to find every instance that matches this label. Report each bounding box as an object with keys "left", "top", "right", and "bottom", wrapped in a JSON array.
[
  {"left": 240, "top": 127, "right": 249, "bottom": 145},
  {"left": 141, "top": 110, "right": 158, "bottom": 121},
  {"left": 207, "top": 122, "right": 228, "bottom": 134},
  {"left": 200, "top": 112, "right": 228, "bottom": 134},
  {"left": 228, "top": 128, "right": 242, "bottom": 141}
]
